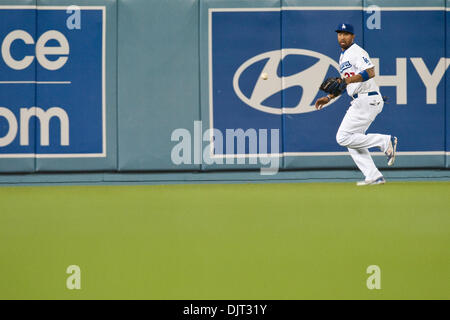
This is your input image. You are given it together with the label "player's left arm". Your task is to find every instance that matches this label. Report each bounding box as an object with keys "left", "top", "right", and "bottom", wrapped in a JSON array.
[{"left": 344, "top": 67, "right": 375, "bottom": 84}]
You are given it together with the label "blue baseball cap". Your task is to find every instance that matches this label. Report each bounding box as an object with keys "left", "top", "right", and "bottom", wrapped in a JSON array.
[{"left": 335, "top": 23, "right": 354, "bottom": 34}]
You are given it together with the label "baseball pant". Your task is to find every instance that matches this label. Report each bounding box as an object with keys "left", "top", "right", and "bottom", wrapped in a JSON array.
[{"left": 336, "top": 94, "right": 391, "bottom": 181}]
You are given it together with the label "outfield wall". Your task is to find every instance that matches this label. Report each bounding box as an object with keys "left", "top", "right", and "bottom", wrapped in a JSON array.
[{"left": 0, "top": 0, "right": 449, "bottom": 176}]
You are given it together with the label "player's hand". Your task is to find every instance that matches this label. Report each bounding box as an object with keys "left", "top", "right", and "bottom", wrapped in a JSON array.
[{"left": 315, "top": 96, "right": 330, "bottom": 110}]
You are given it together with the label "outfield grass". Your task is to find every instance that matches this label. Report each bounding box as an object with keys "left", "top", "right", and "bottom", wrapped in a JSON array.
[{"left": 0, "top": 182, "right": 449, "bottom": 300}]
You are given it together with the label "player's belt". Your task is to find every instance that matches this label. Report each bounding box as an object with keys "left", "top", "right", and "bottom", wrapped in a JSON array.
[{"left": 353, "top": 91, "right": 379, "bottom": 99}]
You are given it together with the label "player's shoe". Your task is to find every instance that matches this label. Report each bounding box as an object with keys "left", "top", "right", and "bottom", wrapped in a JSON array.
[
  {"left": 356, "top": 176, "right": 386, "bottom": 186},
  {"left": 386, "top": 136, "right": 398, "bottom": 166}
]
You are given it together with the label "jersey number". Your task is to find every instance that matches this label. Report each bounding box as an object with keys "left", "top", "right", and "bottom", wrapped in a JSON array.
[{"left": 344, "top": 72, "right": 355, "bottom": 78}]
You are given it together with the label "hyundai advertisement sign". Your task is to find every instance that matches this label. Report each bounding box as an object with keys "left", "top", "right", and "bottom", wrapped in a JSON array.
[
  {"left": 209, "top": 8, "right": 448, "bottom": 156},
  {"left": 0, "top": 6, "right": 105, "bottom": 158}
]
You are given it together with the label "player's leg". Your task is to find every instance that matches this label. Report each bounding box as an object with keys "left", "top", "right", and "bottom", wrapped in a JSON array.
[
  {"left": 336, "top": 97, "right": 390, "bottom": 152},
  {"left": 347, "top": 147, "right": 383, "bottom": 182},
  {"left": 336, "top": 97, "right": 387, "bottom": 183},
  {"left": 338, "top": 132, "right": 390, "bottom": 152}
]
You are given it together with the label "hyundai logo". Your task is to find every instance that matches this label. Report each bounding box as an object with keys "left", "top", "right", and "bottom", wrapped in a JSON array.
[{"left": 233, "top": 49, "right": 341, "bottom": 115}]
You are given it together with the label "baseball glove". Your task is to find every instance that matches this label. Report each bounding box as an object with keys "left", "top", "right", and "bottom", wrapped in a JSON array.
[{"left": 320, "top": 77, "right": 347, "bottom": 97}]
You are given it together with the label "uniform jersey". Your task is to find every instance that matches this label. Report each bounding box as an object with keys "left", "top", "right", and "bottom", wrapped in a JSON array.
[{"left": 339, "top": 43, "right": 379, "bottom": 97}]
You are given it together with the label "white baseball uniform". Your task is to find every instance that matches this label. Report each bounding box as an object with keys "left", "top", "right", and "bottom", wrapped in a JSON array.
[{"left": 336, "top": 43, "right": 391, "bottom": 181}]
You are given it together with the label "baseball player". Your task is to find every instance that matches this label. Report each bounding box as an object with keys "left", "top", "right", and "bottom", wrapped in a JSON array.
[{"left": 315, "top": 23, "right": 398, "bottom": 186}]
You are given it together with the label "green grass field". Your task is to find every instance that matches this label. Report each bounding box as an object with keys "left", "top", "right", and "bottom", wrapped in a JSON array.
[{"left": 0, "top": 182, "right": 449, "bottom": 300}]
